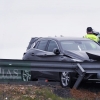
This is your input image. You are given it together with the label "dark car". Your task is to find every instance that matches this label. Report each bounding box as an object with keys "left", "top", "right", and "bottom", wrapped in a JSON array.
[{"left": 22, "top": 37, "right": 100, "bottom": 88}]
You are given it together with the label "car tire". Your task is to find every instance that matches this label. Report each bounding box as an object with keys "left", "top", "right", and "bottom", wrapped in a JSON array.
[
  {"left": 60, "top": 72, "right": 75, "bottom": 88},
  {"left": 21, "top": 70, "right": 31, "bottom": 81}
]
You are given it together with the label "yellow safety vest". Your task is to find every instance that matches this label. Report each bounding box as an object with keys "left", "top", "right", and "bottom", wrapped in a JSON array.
[{"left": 84, "top": 34, "right": 99, "bottom": 42}]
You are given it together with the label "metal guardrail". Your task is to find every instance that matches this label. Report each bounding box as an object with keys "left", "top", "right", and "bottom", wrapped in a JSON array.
[{"left": 0, "top": 59, "right": 100, "bottom": 89}]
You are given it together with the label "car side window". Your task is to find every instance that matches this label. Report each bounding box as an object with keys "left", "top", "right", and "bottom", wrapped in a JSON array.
[
  {"left": 47, "top": 40, "right": 58, "bottom": 52},
  {"left": 37, "top": 40, "right": 48, "bottom": 51},
  {"left": 34, "top": 41, "right": 40, "bottom": 48}
]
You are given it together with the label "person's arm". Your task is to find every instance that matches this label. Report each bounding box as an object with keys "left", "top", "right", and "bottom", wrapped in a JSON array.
[
  {"left": 97, "top": 37, "right": 100, "bottom": 42},
  {"left": 93, "top": 36, "right": 99, "bottom": 42}
]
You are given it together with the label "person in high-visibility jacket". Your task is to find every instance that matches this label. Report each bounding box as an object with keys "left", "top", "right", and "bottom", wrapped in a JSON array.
[{"left": 84, "top": 27, "right": 99, "bottom": 43}]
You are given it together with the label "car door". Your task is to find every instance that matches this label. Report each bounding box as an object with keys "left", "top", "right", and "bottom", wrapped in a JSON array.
[
  {"left": 26, "top": 40, "right": 49, "bottom": 78},
  {"left": 35, "top": 40, "right": 63, "bottom": 80}
]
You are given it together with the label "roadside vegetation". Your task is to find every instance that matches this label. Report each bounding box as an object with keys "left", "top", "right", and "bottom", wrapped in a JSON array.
[
  {"left": 0, "top": 84, "right": 100, "bottom": 100},
  {"left": 0, "top": 84, "right": 74, "bottom": 100}
]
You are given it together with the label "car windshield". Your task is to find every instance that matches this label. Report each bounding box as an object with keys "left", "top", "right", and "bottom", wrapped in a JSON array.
[{"left": 60, "top": 40, "right": 100, "bottom": 51}]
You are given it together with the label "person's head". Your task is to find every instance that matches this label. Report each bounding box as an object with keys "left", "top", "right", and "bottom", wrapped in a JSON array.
[{"left": 86, "top": 27, "right": 93, "bottom": 34}]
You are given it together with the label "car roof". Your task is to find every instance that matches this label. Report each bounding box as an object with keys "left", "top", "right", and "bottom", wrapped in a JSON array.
[{"left": 37, "top": 37, "right": 90, "bottom": 41}]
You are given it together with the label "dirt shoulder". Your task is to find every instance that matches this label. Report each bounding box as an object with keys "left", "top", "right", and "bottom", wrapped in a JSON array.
[{"left": 0, "top": 82, "right": 100, "bottom": 100}]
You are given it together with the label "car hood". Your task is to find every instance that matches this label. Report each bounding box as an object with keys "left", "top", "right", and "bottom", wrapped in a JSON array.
[{"left": 64, "top": 50, "right": 100, "bottom": 62}]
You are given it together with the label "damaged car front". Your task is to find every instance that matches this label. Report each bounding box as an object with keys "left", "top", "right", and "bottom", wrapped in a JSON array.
[{"left": 60, "top": 39, "right": 100, "bottom": 83}]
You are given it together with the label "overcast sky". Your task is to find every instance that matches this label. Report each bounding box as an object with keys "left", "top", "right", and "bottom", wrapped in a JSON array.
[{"left": 0, "top": 0, "right": 100, "bottom": 59}]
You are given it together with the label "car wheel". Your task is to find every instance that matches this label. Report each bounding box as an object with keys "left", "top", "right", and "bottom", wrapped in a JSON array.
[
  {"left": 60, "top": 72, "right": 75, "bottom": 88},
  {"left": 21, "top": 70, "right": 31, "bottom": 81}
]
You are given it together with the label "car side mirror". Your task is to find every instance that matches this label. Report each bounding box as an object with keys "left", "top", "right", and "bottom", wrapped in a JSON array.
[{"left": 53, "top": 48, "right": 60, "bottom": 55}]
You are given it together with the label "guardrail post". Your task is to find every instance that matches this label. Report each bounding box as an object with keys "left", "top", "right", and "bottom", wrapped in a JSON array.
[{"left": 73, "top": 63, "right": 86, "bottom": 89}]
